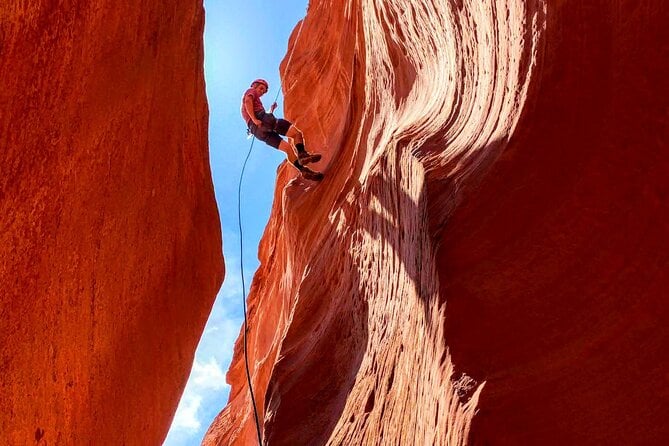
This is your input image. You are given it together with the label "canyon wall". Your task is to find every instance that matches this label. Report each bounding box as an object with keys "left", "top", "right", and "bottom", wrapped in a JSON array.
[
  {"left": 0, "top": 2, "right": 222, "bottom": 445},
  {"left": 206, "top": 0, "right": 668, "bottom": 445}
]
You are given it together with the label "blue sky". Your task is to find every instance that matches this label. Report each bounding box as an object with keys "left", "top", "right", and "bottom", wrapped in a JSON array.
[{"left": 163, "top": 1, "right": 309, "bottom": 445}]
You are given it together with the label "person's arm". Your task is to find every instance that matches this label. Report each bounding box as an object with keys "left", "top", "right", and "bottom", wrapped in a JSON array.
[{"left": 244, "top": 94, "right": 262, "bottom": 125}]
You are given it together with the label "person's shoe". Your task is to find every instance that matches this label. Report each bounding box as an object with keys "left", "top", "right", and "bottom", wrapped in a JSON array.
[
  {"left": 300, "top": 166, "right": 324, "bottom": 181},
  {"left": 298, "top": 152, "right": 322, "bottom": 165}
]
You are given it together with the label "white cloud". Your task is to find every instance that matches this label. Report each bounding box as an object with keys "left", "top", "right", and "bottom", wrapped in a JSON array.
[
  {"left": 198, "top": 317, "right": 243, "bottom": 368},
  {"left": 221, "top": 268, "right": 243, "bottom": 299},
  {"left": 166, "top": 357, "right": 231, "bottom": 442},
  {"left": 192, "top": 357, "right": 228, "bottom": 391},
  {"left": 171, "top": 393, "right": 203, "bottom": 432},
  {"left": 165, "top": 302, "right": 243, "bottom": 445}
]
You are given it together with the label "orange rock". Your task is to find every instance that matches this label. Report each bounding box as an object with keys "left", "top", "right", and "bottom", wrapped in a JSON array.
[
  {"left": 0, "top": 2, "right": 222, "bottom": 445},
  {"left": 206, "top": 1, "right": 669, "bottom": 445}
]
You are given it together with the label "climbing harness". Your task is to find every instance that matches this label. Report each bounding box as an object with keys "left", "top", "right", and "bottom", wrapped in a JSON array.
[{"left": 236, "top": 16, "right": 306, "bottom": 446}]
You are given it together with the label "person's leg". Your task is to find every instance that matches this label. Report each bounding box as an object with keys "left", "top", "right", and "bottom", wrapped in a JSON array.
[
  {"left": 278, "top": 121, "right": 321, "bottom": 164},
  {"left": 276, "top": 139, "right": 323, "bottom": 180},
  {"left": 272, "top": 120, "right": 323, "bottom": 180},
  {"left": 285, "top": 124, "right": 311, "bottom": 156},
  {"left": 285, "top": 124, "right": 304, "bottom": 146},
  {"left": 265, "top": 132, "right": 299, "bottom": 165},
  {"left": 276, "top": 119, "right": 316, "bottom": 155},
  {"left": 277, "top": 139, "right": 298, "bottom": 164}
]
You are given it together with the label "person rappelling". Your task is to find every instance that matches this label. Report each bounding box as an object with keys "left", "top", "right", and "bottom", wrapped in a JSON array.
[{"left": 241, "top": 79, "right": 324, "bottom": 181}]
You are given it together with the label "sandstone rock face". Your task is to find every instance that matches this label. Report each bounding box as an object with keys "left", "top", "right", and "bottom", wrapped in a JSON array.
[
  {"left": 0, "top": 2, "right": 222, "bottom": 445},
  {"left": 206, "top": 0, "right": 669, "bottom": 445}
]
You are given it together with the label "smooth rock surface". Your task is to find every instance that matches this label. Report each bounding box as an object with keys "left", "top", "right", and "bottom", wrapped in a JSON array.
[{"left": 0, "top": 2, "right": 223, "bottom": 445}]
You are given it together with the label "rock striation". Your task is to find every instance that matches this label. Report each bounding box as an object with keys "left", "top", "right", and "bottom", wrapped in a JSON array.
[
  {"left": 0, "top": 2, "right": 222, "bottom": 445},
  {"left": 206, "top": 0, "right": 669, "bottom": 445}
]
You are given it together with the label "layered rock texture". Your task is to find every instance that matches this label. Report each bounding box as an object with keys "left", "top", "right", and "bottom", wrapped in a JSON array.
[
  {"left": 1, "top": 2, "right": 222, "bottom": 445},
  {"left": 206, "top": 1, "right": 669, "bottom": 445}
]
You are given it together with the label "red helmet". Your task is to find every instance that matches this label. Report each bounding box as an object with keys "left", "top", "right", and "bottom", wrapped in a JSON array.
[{"left": 251, "top": 78, "right": 269, "bottom": 89}]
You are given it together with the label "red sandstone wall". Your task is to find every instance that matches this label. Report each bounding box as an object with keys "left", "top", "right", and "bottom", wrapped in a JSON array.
[
  {"left": 0, "top": 2, "right": 223, "bottom": 445},
  {"left": 440, "top": 2, "right": 669, "bottom": 444},
  {"left": 206, "top": 1, "right": 668, "bottom": 445}
]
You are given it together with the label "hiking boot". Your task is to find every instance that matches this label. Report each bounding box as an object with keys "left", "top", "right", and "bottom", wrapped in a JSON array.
[
  {"left": 298, "top": 152, "right": 322, "bottom": 165},
  {"left": 300, "top": 166, "right": 324, "bottom": 181}
]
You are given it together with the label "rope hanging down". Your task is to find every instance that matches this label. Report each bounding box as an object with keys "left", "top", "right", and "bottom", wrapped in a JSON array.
[
  {"left": 236, "top": 17, "right": 306, "bottom": 446},
  {"left": 237, "top": 134, "right": 263, "bottom": 445}
]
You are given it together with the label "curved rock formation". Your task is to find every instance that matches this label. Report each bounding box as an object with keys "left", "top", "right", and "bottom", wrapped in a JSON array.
[
  {"left": 0, "top": 2, "right": 222, "bottom": 445},
  {"left": 206, "top": 0, "right": 668, "bottom": 445}
]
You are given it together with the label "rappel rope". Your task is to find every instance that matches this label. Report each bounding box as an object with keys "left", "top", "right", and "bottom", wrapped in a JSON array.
[{"left": 237, "top": 17, "right": 306, "bottom": 446}]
